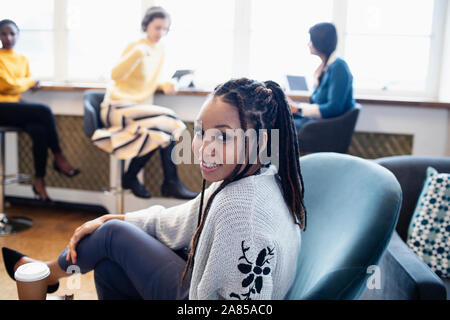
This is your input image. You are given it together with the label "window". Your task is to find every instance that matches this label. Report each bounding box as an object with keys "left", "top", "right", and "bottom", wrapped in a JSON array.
[
  {"left": 155, "top": 0, "right": 235, "bottom": 89},
  {"left": 344, "top": 0, "right": 440, "bottom": 97},
  {"left": 158, "top": 0, "right": 446, "bottom": 97},
  {"left": 157, "top": 0, "right": 334, "bottom": 88},
  {"left": 1, "top": 0, "right": 448, "bottom": 99},
  {"left": 249, "top": 0, "right": 333, "bottom": 85},
  {"left": 66, "top": 0, "right": 142, "bottom": 81},
  {"left": 0, "top": 0, "right": 55, "bottom": 78}
]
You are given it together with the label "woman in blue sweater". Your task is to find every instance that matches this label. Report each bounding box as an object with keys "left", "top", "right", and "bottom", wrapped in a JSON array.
[{"left": 290, "top": 22, "right": 355, "bottom": 131}]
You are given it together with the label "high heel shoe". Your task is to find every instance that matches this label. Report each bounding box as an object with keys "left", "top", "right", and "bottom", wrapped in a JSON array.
[
  {"left": 2, "top": 247, "right": 60, "bottom": 293},
  {"left": 53, "top": 162, "right": 80, "bottom": 178},
  {"left": 32, "top": 185, "right": 53, "bottom": 204}
]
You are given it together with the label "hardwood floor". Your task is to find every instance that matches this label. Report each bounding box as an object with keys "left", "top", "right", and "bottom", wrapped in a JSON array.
[{"left": 0, "top": 202, "right": 101, "bottom": 300}]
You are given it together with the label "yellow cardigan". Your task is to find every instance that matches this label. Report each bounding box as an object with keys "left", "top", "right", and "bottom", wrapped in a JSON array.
[
  {"left": 104, "top": 38, "right": 172, "bottom": 106},
  {"left": 0, "top": 49, "right": 35, "bottom": 102}
]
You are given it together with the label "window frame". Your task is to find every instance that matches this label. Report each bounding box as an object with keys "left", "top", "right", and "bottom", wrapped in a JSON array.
[
  {"left": 339, "top": 0, "right": 447, "bottom": 99},
  {"left": 18, "top": 0, "right": 449, "bottom": 99}
]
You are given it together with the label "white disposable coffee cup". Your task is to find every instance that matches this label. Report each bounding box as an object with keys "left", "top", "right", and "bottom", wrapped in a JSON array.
[{"left": 14, "top": 262, "right": 50, "bottom": 300}]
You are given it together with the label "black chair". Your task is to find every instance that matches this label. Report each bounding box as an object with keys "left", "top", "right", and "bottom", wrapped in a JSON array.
[
  {"left": 83, "top": 90, "right": 106, "bottom": 138},
  {"left": 83, "top": 90, "right": 125, "bottom": 214},
  {"left": 0, "top": 126, "right": 32, "bottom": 235},
  {"left": 297, "top": 103, "right": 361, "bottom": 154},
  {"left": 361, "top": 155, "right": 449, "bottom": 300}
]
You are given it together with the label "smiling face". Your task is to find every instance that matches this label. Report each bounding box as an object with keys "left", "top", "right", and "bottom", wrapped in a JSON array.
[
  {"left": 0, "top": 23, "right": 19, "bottom": 49},
  {"left": 145, "top": 17, "right": 169, "bottom": 43},
  {"left": 192, "top": 96, "right": 249, "bottom": 182}
]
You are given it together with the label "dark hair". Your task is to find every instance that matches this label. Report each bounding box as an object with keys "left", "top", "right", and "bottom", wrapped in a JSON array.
[
  {"left": 0, "top": 19, "right": 19, "bottom": 33},
  {"left": 141, "top": 6, "right": 171, "bottom": 32},
  {"left": 180, "top": 78, "right": 307, "bottom": 285},
  {"left": 309, "top": 22, "right": 337, "bottom": 84}
]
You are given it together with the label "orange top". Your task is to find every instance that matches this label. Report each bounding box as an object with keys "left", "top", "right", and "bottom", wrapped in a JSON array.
[{"left": 0, "top": 49, "right": 35, "bottom": 102}]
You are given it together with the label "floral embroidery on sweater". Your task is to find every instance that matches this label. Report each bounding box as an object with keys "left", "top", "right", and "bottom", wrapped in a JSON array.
[{"left": 230, "top": 240, "right": 274, "bottom": 300}]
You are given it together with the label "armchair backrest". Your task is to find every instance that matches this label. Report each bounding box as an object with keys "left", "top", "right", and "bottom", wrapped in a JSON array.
[
  {"left": 286, "top": 153, "right": 402, "bottom": 300},
  {"left": 83, "top": 90, "right": 106, "bottom": 138},
  {"left": 374, "top": 155, "right": 450, "bottom": 241},
  {"left": 297, "top": 104, "right": 361, "bottom": 154}
]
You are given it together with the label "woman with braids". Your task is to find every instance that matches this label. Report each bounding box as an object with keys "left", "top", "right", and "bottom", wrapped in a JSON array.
[
  {"left": 289, "top": 22, "right": 355, "bottom": 132},
  {"left": 2, "top": 78, "right": 306, "bottom": 300},
  {"left": 0, "top": 19, "right": 80, "bottom": 202}
]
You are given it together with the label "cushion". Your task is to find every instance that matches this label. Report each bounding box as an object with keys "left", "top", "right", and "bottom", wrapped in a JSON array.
[{"left": 407, "top": 167, "right": 450, "bottom": 278}]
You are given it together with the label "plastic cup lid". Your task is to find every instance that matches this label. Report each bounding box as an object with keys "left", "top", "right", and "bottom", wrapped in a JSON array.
[{"left": 14, "top": 262, "right": 50, "bottom": 282}]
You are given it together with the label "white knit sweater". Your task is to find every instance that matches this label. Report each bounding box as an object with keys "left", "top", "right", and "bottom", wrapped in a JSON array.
[{"left": 124, "top": 165, "right": 301, "bottom": 300}]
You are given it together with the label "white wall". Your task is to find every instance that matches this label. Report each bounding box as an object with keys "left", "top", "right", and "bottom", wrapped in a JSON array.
[
  {"left": 440, "top": 3, "right": 450, "bottom": 157},
  {"left": 439, "top": 1, "right": 450, "bottom": 101},
  {"left": 447, "top": 112, "right": 450, "bottom": 156},
  {"left": 355, "top": 104, "right": 448, "bottom": 157}
]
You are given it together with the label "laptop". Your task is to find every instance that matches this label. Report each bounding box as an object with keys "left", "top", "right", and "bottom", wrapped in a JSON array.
[
  {"left": 285, "top": 75, "right": 309, "bottom": 92},
  {"left": 172, "top": 70, "right": 195, "bottom": 89}
]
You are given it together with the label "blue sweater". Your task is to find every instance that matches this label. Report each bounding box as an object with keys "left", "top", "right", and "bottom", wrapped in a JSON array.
[{"left": 310, "top": 57, "right": 355, "bottom": 119}]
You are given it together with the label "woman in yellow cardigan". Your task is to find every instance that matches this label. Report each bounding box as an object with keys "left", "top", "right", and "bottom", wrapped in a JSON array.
[
  {"left": 92, "top": 7, "right": 196, "bottom": 199},
  {"left": 0, "top": 19, "right": 79, "bottom": 202}
]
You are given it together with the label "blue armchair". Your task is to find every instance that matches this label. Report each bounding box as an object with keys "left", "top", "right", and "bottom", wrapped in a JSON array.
[
  {"left": 286, "top": 152, "right": 402, "bottom": 299},
  {"left": 360, "top": 155, "right": 449, "bottom": 300}
]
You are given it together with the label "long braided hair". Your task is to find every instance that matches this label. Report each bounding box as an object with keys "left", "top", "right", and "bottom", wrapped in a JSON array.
[{"left": 180, "top": 78, "right": 307, "bottom": 285}]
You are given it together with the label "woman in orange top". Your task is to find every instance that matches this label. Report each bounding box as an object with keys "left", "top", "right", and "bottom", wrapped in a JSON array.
[{"left": 0, "top": 19, "right": 80, "bottom": 202}]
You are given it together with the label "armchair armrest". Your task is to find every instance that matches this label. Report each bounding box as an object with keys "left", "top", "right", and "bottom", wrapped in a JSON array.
[{"left": 360, "top": 232, "right": 446, "bottom": 300}]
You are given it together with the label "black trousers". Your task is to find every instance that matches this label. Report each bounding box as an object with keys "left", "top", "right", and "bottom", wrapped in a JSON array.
[
  {"left": 57, "top": 219, "right": 190, "bottom": 299},
  {"left": 0, "top": 102, "right": 62, "bottom": 178}
]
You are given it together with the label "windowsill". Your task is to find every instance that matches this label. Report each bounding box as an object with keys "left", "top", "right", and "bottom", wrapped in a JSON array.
[{"left": 38, "top": 82, "right": 450, "bottom": 109}]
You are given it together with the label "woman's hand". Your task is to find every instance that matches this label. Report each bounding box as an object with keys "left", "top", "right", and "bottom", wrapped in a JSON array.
[
  {"left": 66, "top": 215, "right": 124, "bottom": 264},
  {"left": 161, "top": 81, "right": 176, "bottom": 95},
  {"left": 65, "top": 216, "right": 107, "bottom": 264},
  {"left": 286, "top": 96, "right": 299, "bottom": 114},
  {"left": 289, "top": 104, "right": 299, "bottom": 114}
]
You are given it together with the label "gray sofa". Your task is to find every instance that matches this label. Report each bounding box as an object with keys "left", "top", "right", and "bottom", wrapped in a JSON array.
[{"left": 361, "top": 155, "right": 449, "bottom": 300}]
